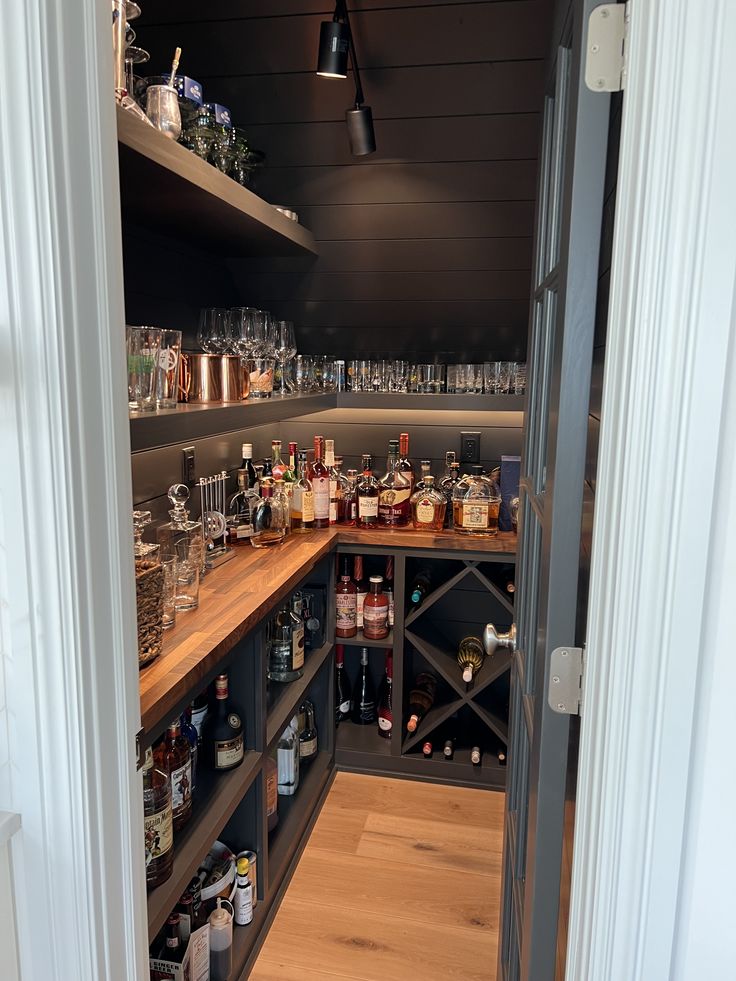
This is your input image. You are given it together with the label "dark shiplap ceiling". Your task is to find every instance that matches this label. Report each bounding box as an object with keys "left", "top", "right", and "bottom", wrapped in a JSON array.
[{"left": 137, "top": 0, "right": 551, "bottom": 360}]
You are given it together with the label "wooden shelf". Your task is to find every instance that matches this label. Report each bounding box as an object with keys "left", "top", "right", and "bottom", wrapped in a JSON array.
[
  {"left": 337, "top": 528, "right": 518, "bottom": 555},
  {"left": 117, "top": 106, "right": 318, "bottom": 257},
  {"left": 336, "top": 719, "right": 392, "bottom": 758},
  {"left": 266, "top": 641, "right": 333, "bottom": 748},
  {"left": 268, "top": 752, "right": 332, "bottom": 890},
  {"left": 147, "top": 750, "right": 261, "bottom": 938}
]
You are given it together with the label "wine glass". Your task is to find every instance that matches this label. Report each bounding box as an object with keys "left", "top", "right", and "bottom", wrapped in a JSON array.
[
  {"left": 197, "top": 308, "right": 228, "bottom": 354},
  {"left": 251, "top": 310, "right": 274, "bottom": 358},
  {"left": 273, "top": 320, "right": 296, "bottom": 395}
]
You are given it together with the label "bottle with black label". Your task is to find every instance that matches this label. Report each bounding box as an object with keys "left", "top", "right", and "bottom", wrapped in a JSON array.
[
  {"left": 202, "top": 674, "right": 245, "bottom": 771},
  {"left": 351, "top": 648, "right": 377, "bottom": 724}
]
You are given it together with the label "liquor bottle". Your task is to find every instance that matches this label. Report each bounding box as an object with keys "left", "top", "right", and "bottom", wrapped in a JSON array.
[
  {"left": 190, "top": 692, "right": 208, "bottom": 746},
  {"left": 157, "top": 484, "right": 204, "bottom": 611},
  {"left": 409, "top": 568, "right": 433, "bottom": 607},
  {"left": 162, "top": 915, "right": 185, "bottom": 964},
  {"left": 234, "top": 856, "right": 254, "bottom": 926},
  {"left": 241, "top": 442, "right": 259, "bottom": 494},
  {"left": 180, "top": 705, "right": 198, "bottom": 791},
  {"left": 452, "top": 466, "right": 502, "bottom": 536},
  {"left": 410, "top": 475, "right": 447, "bottom": 531},
  {"left": 266, "top": 756, "right": 278, "bottom": 831},
  {"left": 142, "top": 746, "right": 173, "bottom": 890},
  {"left": 405, "top": 671, "right": 438, "bottom": 733},
  {"left": 336, "top": 558, "right": 358, "bottom": 638},
  {"left": 414, "top": 459, "right": 433, "bottom": 492},
  {"left": 353, "top": 555, "right": 368, "bottom": 629},
  {"left": 299, "top": 699, "right": 318, "bottom": 760},
  {"left": 351, "top": 648, "right": 377, "bottom": 724},
  {"left": 384, "top": 555, "right": 395, "bottom": 627},
  {"left": 443, "top": 735, "right": 455, "bottom": 759},
  {"left": 176, "top": 891, "right": 195, "bottom": 943},
  {"left": 356, "top": 454, "right": 380, "bottom": 529},
  {"left": 497, "top": 748, "right": 507, "bottom": 766},
  {"left": 271, "top": 439, "right": 287, "bottom": 481},
  {"left": 439, "top": 453, "right": 460, "bottom": 528},
  {"left": 344, "top": 469, "right": 359, "bottom": 525},
  {"left": 471, "top": 746, "right": 482, "bottom": 766},
  {"left": 158, "top": 719, "right": 192, "bottom": 832},
  {"left": 226, "top": 468, "right": 257, "bottom": 545},
  {"left": 187, "top": 875, "right": 206, "bottom": 930},
  {"left": 284, "top": 441, "right": 298, "bottom": 486},
  {"left": 202, "top": 674, "right": 245, "bottom": 770},
  {"left": 378, "top": 439, "right": 412, "bottom": 527},
  {"left": 422, "top": 740, "right": 433, "bottom": 758},
  {"left": 363, "top": 575, "right": 389, "bottom": 640},
  {"left": 398, "top": 432, "right": 415, "bottom": 490},
  {"left": 335, "top": 644, "right": 351, "bottom": 724},
  {"left": 261, "top": 456, "right": 273, "bottom": 479},
  {"left": 277, "top": 717, "right": 300, "bottom": 795},
  {"left": 325, "top": 439, "right": 344, "bottom": 524},
  {"left": 311, "top": 435, "right": 330, "bottom": 528},
  {"left": 291, "top": 449, "right": 315, "bottom": 532},
  {"left": 377, "top": 650, "right": 393, "bottom": 738},
  {"left": 250, "top": 482, "right": 287, "bottom": 548},
  {"left": 457, "top": 636, "right": 485, "bottom": 683},
  {"left": 268, "top": 602, "right": 305, "bottom": 682}
]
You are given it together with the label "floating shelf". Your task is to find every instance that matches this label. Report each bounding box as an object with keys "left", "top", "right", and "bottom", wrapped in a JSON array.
[
  {"left": 338, "top": 629, "right": 394, "bottom": 648},
  {"left": 266, "top": 641, "right": 333, "bottom": 748},
  {"left": 335, "top": 392, "right": 525, "bottom": 412},
  {"left": 117, "top": 106, "right": 318, "bottom": 257},
  {"left": 336, "top": 719, "right": 393, "bottom": 758}
]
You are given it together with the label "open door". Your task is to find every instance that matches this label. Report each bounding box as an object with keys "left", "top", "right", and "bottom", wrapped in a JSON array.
[{"left": 498, "top": 1, "right": 614, "bottom": 978}]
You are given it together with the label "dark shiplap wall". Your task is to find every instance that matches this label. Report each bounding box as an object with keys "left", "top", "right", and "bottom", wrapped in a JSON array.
[{"left": 136, "top": 0, "right": 551, "bottom": 361}]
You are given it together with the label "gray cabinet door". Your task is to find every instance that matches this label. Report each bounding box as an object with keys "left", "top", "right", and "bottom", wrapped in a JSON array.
[{"left": 499, "top": 2, "right": 612, "bottom": 978}]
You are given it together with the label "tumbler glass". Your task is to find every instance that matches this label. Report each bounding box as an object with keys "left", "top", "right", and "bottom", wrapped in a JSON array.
[
  {"left": 322, "top": 357, "right": 337, "bottom": 392},
  {"left": 248, "top": 358, "right": 275, "bottom": 399},
  {"left": 499, "top": 360, "right": 515, "bottom": 395},
  {"left": 295, "top": 354, "right": 311, "bottom": 393},
  {"left": 156, "top": 329, "right": 182, "bottom": 408},
  {"left": 145, "top": 85, "right": 181, "bottom": 140},
  {"left": 127, "top": 326, "right": 162, "bottom": 412},
  {"left": 161, "top": 556, "right": 177, "bottom": 629},
  {"left": 483, "top": 362, "right": 499, "bottom": 394},
  {"left": 513, "top": 362, "right": 527, "bottom": 395}
]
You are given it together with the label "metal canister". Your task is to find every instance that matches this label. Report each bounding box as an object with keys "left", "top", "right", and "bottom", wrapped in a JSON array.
[{"left": 236, "top": 850, "right": 258, "bottom": 907}]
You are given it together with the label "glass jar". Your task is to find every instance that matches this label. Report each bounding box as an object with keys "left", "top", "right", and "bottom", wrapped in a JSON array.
[
  {"left": 452, "top": 466, "right": 502, "bottom": 536},
  {"left": 133, "top": 509, "right": 164, "bottom": 667},
  {"left": 410, "top": 475, "right": 447, "bottom": 531}
]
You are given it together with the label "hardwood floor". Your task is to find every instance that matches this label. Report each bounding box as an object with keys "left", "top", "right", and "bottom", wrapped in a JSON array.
[{"left": 251, "top": 772, "right": 504, "bottom": 981}]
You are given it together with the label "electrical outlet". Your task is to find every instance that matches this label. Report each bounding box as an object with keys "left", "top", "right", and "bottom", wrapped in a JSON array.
[
  {"left": 182, "top": 446, "right": 196, "bottom": 483},
  {"left": 460, "top": 431, "right": 481, "bottom": 464}
]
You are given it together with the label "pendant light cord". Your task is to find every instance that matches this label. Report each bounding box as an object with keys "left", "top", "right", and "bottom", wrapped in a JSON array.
[{"left": 336, "top": 0, "right": 366, "bottom": 107}]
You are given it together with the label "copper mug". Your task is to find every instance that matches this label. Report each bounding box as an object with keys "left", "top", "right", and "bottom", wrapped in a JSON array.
[{"left": 179, "top": 354, "right": 250, "bottom": 403}]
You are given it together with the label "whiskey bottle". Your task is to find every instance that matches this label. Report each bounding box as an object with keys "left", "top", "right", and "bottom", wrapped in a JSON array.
[
  {"left": 377, "top": 650, "right": 393, "bottom": 738},
  {"left": 158, "top": 719, "right": 192, "bottom": 833},
  {"left": 398, "top": 432, "right": 415, "bottom": 490},
  {"left": 311, "top": 435, "right": 330, "bottom": 528},
  {"left": 378, "top": 439, "right": 412, "bottom": 527},
  {"left": 335, "top": 644, "right": 351, "bottom": 724},
  {"left": 410, "top": 475, "right": 447, "bottom": 531},
  {"left": 335, "top": 558, "right": 358, "bottom": 638},
  {"left": 351, "top": 648, "right": 377, "bottom": 724},
  {"left": 353, "top": 555, "right": 368, "bottom": 629},
  {"left": 363, "top": 576, "right": 389, "bottom": 640},
  {"left": 298, "top": 699, "right": 318, "bottom": 761},
  {"left": 356, "top": 454, "right": 380, "bottom": 529},
  {"left": 414, "top": 459, "right": 433, "bottom": 492},
  {"left": 142, "top": 746, "right": 173, "bottom": 891},
  {"left": 291, "top": 449, "right": 315, "bottom": 532},
  {"left": 406, "top": 671, "right": 438, "bottom": 733},
  {"left": 202, "top": 674, "right": 245, "bottom": 771},
  {"left": 452, "top": 466, "right": 502, "bottom": 536},
  {"left": 250, "top": 482, "right": 287, "bottom": 548},
  {"left": 268, "top": 601, "right": 305, "bottom": 682}
]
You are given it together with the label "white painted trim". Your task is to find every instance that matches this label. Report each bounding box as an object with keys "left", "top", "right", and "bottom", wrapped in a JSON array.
[
  {"left": 0, "top": 2, "right": 147, "bottom": 979},
  {"left": 566, "top": 1, "right": 736, "bottom": 978}
]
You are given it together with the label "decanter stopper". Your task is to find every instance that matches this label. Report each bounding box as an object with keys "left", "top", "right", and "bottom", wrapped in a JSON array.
[{"left": 167, "top": 483, "right": 191, "bottom": 525}]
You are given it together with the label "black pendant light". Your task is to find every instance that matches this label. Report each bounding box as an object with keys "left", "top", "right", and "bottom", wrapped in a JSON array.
[{"left": 316, "top": 1, "right": 376, "bottom": 156}]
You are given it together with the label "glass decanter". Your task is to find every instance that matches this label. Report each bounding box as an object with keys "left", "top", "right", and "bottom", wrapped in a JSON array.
[
  {"left": 157, "top": 484, "right": 204, "bottom": 610},
  {"left": 452, "top": 466, "right": 502, "bottom": 536},
  {"left": 251, "top": 481, "right": 288, "bottom": 549}
]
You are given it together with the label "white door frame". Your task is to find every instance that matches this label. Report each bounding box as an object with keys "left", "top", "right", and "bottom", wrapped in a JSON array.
[
  {"left": 0, "top": 1, "right": 147, "bottom": 979},
  {"left": 0, "top": 1, "right": 734, "bottom": 979},
  {"left": 566, "top": 1, "right": 736, "bottom": 978}
]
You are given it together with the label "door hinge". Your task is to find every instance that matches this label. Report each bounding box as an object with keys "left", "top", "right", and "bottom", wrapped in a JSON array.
[
  {"left": 135, "top": 728, "right": 145, "bottom": 771},
  {"left": 585, "top": 3, "right": 629, "bottom": 92},
  {"left": 548, "top": 646, "right": 584, "bottom": 715}
]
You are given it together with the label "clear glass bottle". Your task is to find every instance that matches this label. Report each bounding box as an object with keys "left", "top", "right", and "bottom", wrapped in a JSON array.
[
  {"left": 157, "top": 484, "right": 204, "bottom": 611},
  {"left": 452, "top": 465, "right": 502, "bottom": 536},
  {"left": 310, "top": 435, "right": 330, "bottom": 528},
  {"left": 344, "top": 469, "right": 359, "bottom": 526},
  {"left": 333, "top": 455, "right": 349, "bottom": 522},
  {"left": 226, "top": 468, "right": 257, "bottom": 545},
  {"left": 277, "top": 716, "right": 300, "bottom": 795},
  {"left": 143, "top": 746, "right": 173, "bottom": 890},
  {"left": 268, "top": 602, "right": 305, "bottom": 682},
  {"left": 410, "top": 475, "right": 447, "bottom": 531},
  {"left": 356, "top": 453, "right": 380, "bottom": 529},
  {"left": 291, "top": 449, "right": 315, "bottom": 532},
  {"left": 378, "top": 440, "right": 412, "bottom": 527},
  {"left": 271, "top": 439, "right": 287, "bottom": 481},
  {"left": 250, "top": 482, "right": 287, "bottom": 548},
  {"left": 414, "top": 459, "right": 433, "bottom": 492}
]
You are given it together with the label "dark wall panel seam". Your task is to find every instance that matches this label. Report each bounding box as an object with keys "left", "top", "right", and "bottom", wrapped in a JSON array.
[{"left": 196, "top": 57, "right": 546, "bottom": 80}]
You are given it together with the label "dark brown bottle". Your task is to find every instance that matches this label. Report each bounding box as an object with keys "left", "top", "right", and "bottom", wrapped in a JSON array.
[
  {"left": 202, "top": 674, "right": 245, "bottom": 771},
  {"left": 352, "top": 648, "right": 377, "bottom": 724},
  {"left": 335, "top": 644, "right": 351, "bottom": 725},
  {"left": 162, "top": 914, "right": 185, "bottom": 964},
  {"left": 377, "top": 651, "right": 393, "bottom": 738},
  {"left": 406, "top": 672, "right": 438, "bottom": 733},
  {"left": 142, "top": 747, "right": 173, "bottom": 891},
  {"left": 398, "top": 432, "right": 415, "bottom": 490},
  {"left": 158, "top": 719, "right": 192, "bottom": 833},
  {"left": 356, "top": 454, "right": 380, "bottom": 529},
  {"left": 353, "top": 555, "right": 368, "bottom": 630}
]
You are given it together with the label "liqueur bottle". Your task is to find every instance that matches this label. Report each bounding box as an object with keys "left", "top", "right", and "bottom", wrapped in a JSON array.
[
  {"left": 268, "top": 601, "right": 305, "bottom": 682},
  {"left": 142, "top": 747, "right": 173, "bottom": 891},
  {"left": 335, "top": 644, "right": 351, "bottom": 724},
  {"left": 311, "top": 435, "right": 330, "bottom": 528},
  {"left": 398, "top": 432, "right": 415, "bottom": 490},
  {"left": 356, "top": 454, "right": 380, "bottom": 529},
  {"left": 378, "top": 439, "right": 412, "bottom": 527},
  {"left": 405, "top": 671, "right": 438, "bottom": 733},
  {"left": 271, "top": 439, "right": 287, "bottom": 481},
  {"left": 202, "top": 674, "right": 245, "bottom": 771},
  {"left": 353, "top": 555, "right": 368, "bottom": 630},
  {"left": 377, "top": 650, "right": 393, "bottom": 738},
  {"left": 439, "top": 453, "right": 460, "bottom": 528},
  {"left": 157, "top": 719, "right": 192, "bottom": 833},
  {"left": 240, "top": 442, "right": 259, "bottom": 494},
  {"left": 226, "top": 468, "right": 257, "bottom": 545},
  {"left": 410, "top": 475, "right": 447, "bottom": 531},
  {"left": 351, "top": 648, "right": 377, "bottom": 724},
  {"left": 291, "top": 449, "right": 315, "bottom": 532},
  {"left": 363, "top": 576, "right": 389, "bottom": 640},
  {"left": 298, "top": 699, "right": 318, "bottom": 761},
  {"left": 335, "top": 558, "right": 358, "bottom": 638},
  {"left": 179, "top": 706, "right": 199, "bottom": 792}
]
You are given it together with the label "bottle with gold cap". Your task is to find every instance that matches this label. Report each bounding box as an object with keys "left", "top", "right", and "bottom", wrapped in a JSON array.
[{"left": 233, "top": 856, "right": 254, "bottom": 925}]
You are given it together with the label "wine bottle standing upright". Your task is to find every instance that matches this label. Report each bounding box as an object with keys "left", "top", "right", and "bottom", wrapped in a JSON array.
[
  {"left": 377, "top": 650, "right": 393, "bottom": 738},
  {"left": 158, "top": 719, "right": 192, "bottom": 832},
  {"left": 384, "top": 555, "right": 395, "bottom": 627},
  {"left": 353, "top": 555, "right": 368, "bottom": 630},
  {"left": 352, "top": 648, "right": 377, "bottom": 724},
  {"left": 311, "top": 435, "right": 330, "bottom": 528},
  {"left": 405, "top": 671, "right": 438, "bottom": 733},
  {"left": 202, "top": 674, "right": 245, "bottom": 771},
  {"left": 335, "top": 557, "right": 358, "bottom": 638},
  {"left": 335, "top": 644, "right": 351, "bottom": 725}
]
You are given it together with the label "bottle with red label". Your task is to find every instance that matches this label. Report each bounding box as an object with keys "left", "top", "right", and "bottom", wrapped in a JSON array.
[
  {"left": 362, "top": 575, "right": 390, "bottom": 640},
  {"left": 398, "top": 432, "right": 415, "bottom": 491},
  {"left": 378, "top": 439, "right": 412, "bottom": 527},
  {"left": 377, "top": 650, "right": 393, "bottom": 738},
  {"left": 310, "top": 435, "right": 330, "bottom": 528}
]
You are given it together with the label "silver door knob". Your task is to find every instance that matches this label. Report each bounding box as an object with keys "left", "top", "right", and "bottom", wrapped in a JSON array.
[{"left": 483, "top": 622, "right": 517, "bottom": 656}]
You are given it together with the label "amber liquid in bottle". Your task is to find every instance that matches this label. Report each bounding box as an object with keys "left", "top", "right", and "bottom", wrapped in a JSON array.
[
  {"left": 143, "top": 747, "right": 174, "bottom": 891},
  {"left": 356, "top": 454, "right": 379, "bottom": 529},
  {"left": 363, "top": 575, "right": 389, "bottom": 640},
  {"left": 158, "top": 719, "right": 193, "bottom": 833},
  {"left": 336, "top": 558, "right": 358, "bottom": 638}
]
